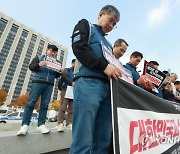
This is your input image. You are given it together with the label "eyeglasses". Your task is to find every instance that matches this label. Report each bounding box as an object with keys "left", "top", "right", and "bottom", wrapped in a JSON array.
[{"left": 106, "top": 17, "right": 117, "bottom": 29}]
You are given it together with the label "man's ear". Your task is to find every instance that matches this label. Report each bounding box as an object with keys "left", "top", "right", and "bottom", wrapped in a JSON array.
[
  {"left": 130, "top": 56, "right": 134, "bottom": 61},
  {"left": 98, "top": 12, "right": 104, "bottom": 19}
]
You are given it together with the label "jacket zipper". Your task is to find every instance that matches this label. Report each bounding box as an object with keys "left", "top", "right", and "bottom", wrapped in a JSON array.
[{"left": 47, "top": 69, "right": 50, "bottom": 81}]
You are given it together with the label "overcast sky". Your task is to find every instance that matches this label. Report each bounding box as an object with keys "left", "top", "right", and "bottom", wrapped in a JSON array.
[{"left": 0, "top": 0, "right": 179, "bottom": 78}]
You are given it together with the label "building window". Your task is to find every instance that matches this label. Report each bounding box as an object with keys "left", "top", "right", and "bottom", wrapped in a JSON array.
[
  {"left": 0, "top": 18, "right": 8, "bottom": 39},
  {"left": 13, "top": 34, "right": 37, "bottom": 99},
  {"left": 0, "top": 24, "right": 19, "bottom": 73},
  {"left": 2, "top": 29, "right": 28, "bottom": 93}
]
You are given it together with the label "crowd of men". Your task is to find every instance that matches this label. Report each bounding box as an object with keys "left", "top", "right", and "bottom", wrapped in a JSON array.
[
  {"left": 111, "top": 38, "right": 180, "bottom": 104},
  {"left": 15, "top": 4, "right": 179, "bottom": 154}
]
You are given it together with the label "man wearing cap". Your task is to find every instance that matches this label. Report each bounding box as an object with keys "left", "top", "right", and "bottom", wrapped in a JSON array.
[{"left": 17, "top": 44, "right": 63, "bottom": 135}]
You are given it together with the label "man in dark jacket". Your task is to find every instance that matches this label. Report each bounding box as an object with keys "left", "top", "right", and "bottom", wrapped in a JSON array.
[
  {"left": 57, "top": 59, "right": 75, "bottom": 131},
  {"left": 125, "top": 51, "right": 147, "bottom": 87},
  {"left": 17, "top": 44, "right": 63, "bottom": 135}
]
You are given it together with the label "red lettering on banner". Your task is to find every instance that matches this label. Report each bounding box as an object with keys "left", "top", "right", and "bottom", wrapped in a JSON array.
[
  {"left": 171, "top": 120, "right": 179, "bottom": 137},
  {"left": 144, "top": 119, "right": 158, "bottom": 149},
  {"left": 129, "top": 119, "right": 180, "bottom": 153},
  {"left": 145, "top": 73, "right": 161, "bottom": 86},
  {"left": 156, "top": 120, "right": 165, "bottom": 137},
  {"left": 148, "top": 120, "right": 159, "bottom": 148},
  {"left": 129, "top": 121, "right": 139, "bottom": 154},
  {"left": 152, "top": 120, "right": 158, "bottom": 138},
  {"left": 138, "top": 120, "right": 146, "bottom": 152},
  {"left": 165, "top": 120, "right": 174, "bottom": 137},
  {"left": 46, "top": 61, "right": 61, "bottom": 71}
]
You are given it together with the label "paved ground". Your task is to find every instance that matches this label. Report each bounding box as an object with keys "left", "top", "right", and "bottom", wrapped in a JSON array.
[{"left": 0, "top": 122, "right": 71, "bottom": 154}]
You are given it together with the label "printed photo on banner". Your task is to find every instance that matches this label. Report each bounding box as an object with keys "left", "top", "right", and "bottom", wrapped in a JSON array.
[
  {"left": 45, "top": 55, "right": 62, "bottom": 72},
  {"left": 143, "top": 60, "right": 166, "bottom": 89},
  {"left": 101, "top": 41, "right": 133, "bottom": 84}
]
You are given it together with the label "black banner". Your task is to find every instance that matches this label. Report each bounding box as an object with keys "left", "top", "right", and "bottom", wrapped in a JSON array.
[{"left": 111, "top": 78, "right": 180, "bottom": 154}]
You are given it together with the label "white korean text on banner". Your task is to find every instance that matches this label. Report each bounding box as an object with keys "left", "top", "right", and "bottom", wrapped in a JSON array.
[
  {"left": 45, "top": 55, "right": 62, "bottom": 72},
  {"left": 111, "top": 78, "right": 180, "bottom": 154}
]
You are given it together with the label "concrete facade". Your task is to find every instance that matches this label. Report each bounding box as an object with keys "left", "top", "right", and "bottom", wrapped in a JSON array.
[{"left": 0, "top": 12, "right": 68, "bottom": 105}]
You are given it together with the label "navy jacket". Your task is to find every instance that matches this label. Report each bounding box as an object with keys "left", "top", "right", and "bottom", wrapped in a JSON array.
[
  {"left": 71, "top": 19, "right": 110, "bottom": 81},
  {"left": 29, "top": 55, "right": 61, "bottom": 85}
]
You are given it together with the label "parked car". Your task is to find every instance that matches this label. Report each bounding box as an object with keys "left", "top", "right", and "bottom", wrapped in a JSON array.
[
  {"left": 47, "top": 110, "right": 58, "bottom": 122},
  {"left": 0, "top": 109, "right": 13, "bottom": 116},
  {"left": 0, "top": 110, "right": 38, "bottom": 123},
  {"left": 0, "top": 106, "right": 23, "bottom": 116},
  {"left": 0, "top": 106, "right": 14, "bottom": 116}
]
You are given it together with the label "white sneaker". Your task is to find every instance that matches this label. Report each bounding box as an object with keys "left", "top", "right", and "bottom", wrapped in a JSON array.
[
  {"left": 17, "top": 125, "right": 29, "bottom": 136},
  {"left": 57, "top": 123, "right": 64, "bottom": 132},
  {"left": 36, "top": 125, "right": 50, "bottom": 134},
  {"left": 66, "top": 123, "right": 72, "bottom": 130}
]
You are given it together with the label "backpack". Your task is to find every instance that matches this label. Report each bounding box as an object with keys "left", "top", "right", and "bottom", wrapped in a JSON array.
[{"left": 58, "top": 68, "right": 69, "bottom": 91}]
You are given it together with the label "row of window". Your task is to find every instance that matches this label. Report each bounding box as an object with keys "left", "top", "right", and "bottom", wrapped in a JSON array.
[
  {"left": 0, "top": 25, "right": 18, "bottom": 74},
  {"left": 12, "top": 34, "right": 38, "bottom": 99},
  {"left": 2, "top": 30, "right": 28, "bottom": 92},
  {"left": 0, "top": 18, "right": 7, "bottom": 39}
]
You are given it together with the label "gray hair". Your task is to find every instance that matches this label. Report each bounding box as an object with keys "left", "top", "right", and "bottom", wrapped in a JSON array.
[
  {"left": 170, "top": 73, "right": 178, "bottom": 79},
  {"left": 100, "top": 5, "right": 120, "bottom": 22}
]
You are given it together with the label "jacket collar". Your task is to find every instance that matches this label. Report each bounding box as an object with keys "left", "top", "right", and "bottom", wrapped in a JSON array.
[
  {"left": 127, "top": 62, "right": 137, "bottom": 70},
  {"left": 93, "top": 24, "right": 107, "bottom": 36}
]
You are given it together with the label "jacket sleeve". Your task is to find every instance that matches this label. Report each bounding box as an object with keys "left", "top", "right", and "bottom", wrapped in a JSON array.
[
  {"left": 61, "top": 68, "right": 72, "bottom": 86},
  {"left": 71, "top": 19, "right": 108, "bottom": 72},
  {"left": 29, "top": 56, "right": 40, "bottom": 72},
  {"left": 55, "top": 72, "right": 62, "bottom": 78}
]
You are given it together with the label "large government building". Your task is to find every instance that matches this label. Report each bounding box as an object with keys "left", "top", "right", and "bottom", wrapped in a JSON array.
[{"left": 0, "top": 12, "right": 68, "bottom": 105}]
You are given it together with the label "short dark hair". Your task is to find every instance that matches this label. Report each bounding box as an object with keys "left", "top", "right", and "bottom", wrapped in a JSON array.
[
  {"left": 149, "top": 61, "right": 159, "bottom": 66},
  {"left": 131, "top": 51, "right": 143, "bottom": 59},
  {"left": 100, "top": 5, "right": 120, "bottom": 22},
  {"left": 47, "top": 44, "right": 58, "bottom": 52},
  {"left": 174, "top": 81, "right": 180, "bottom": 85},
  {"left": 114, "top": 38, "right": 129, "bottom": 47},
  {"left": 72, "top": 59, "right": 76, "bottom": 63}
]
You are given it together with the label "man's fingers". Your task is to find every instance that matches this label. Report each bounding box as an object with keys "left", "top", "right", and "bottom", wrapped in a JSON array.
[
  {"left": 115, "top": 69, "right": 122, "bottom": 77},
  {"left": 117, "top": 71, "right": 122, "bottom": 77},
  {"left": 112, "top": 73, "right": 118, "bottom": 80}
]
